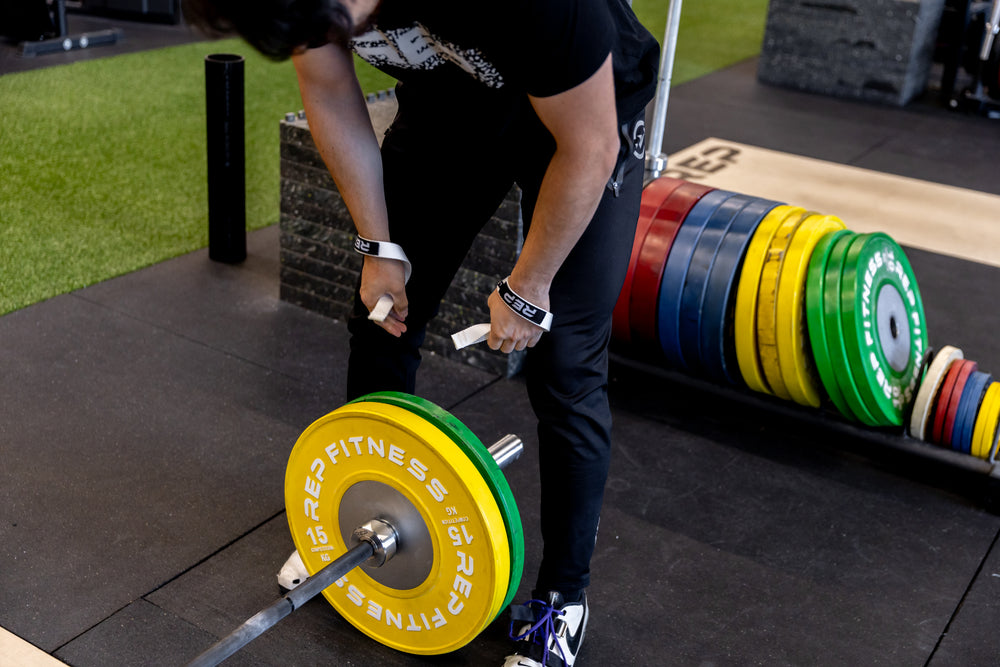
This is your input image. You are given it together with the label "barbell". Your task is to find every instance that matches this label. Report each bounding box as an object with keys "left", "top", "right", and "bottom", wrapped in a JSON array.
[{"left": 186, "top": 391, "right": 525, "bottom": 666}]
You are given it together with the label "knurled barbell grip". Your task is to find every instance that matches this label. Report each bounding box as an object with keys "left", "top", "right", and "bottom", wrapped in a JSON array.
[{"left": 184, "top": 435, "right": 522, "bottom": 667}]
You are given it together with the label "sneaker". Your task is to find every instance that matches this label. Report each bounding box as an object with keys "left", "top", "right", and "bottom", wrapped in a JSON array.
[
  {"left": 276, "top": 550, "right": 308, "bottom": 592},
  {"left": 502, "top": 591, "right": 589, "bottom": 667}
]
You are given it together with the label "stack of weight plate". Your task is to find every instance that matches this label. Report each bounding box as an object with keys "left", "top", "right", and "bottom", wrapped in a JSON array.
[
  {"left": 803, "top": 229, "right": 928, "bottom": 426},
  {"left": 909, "top": 346, "right": 1000, "bottom": 461},
  {"left": 613, "top": 176, "right": 931, "bottom": 430},
  {"left": 612, "top": 178, "right": 783, "bottom": 386}
]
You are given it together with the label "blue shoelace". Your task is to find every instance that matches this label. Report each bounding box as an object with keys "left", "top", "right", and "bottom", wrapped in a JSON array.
[{"left": 509, "top": 598, "right": 566, "bottom": 666}]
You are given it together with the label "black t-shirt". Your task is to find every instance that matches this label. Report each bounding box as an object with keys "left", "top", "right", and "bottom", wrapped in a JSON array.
[{"left": 350, "top": 0, "right": 659, "bottom": 122}]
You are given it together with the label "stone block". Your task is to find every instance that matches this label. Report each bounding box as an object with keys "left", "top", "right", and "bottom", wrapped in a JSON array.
[{"left": 758, "top": 0, "right": 947, "bottom": 105}]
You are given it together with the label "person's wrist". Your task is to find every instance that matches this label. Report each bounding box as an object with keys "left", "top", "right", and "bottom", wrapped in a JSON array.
[
  {"left": 354, "top": 235, "right": 411, "bottom": 283},
  {"left": 496, "top": 277, "right": 553, "bottom": 331},
  {"left": 506, "top": 273, "right": 550, "bottom": 305}
]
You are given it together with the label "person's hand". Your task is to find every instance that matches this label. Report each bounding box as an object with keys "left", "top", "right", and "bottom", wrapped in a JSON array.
[
  {"left": 486, "top": 279, "right": 547, "bottom": 353},
  {"left": 360, "top": 255, "right": 408, "bottom": 336}
]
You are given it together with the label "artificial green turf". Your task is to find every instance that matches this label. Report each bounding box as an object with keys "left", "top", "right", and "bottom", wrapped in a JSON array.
[
  {"left": 0, "top": 38, "right": 396, "bottom": 314},
  {"left": 0, "top": 2, "right": 768, "bottom": 316},
  {"left": 634, "top": 0, "right": 770, "bottom": 84}
]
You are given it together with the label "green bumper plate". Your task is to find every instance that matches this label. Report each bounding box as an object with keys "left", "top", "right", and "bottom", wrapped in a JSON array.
[
  {"left": 805, "top": 228, "right": 855, "bottom": 420},
  {"left": 839, "top": 233, "right": 928, "bottom": 427}
]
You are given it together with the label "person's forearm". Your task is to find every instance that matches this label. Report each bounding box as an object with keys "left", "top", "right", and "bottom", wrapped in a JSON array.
[
  {"left": 509, "top": 54, "right": 619, "bottom": 303},
  {"left": 510, "top": 145, "right": 616, "bottom": 298},
  {"left": 509, "top": 54, "right": 621, "bottom": 307},
  {"left": 293, "top": 47, "right": 390, "bottom": 242},
  {"left": 292, "top": 46, "right": 409, "bottom": 335}
]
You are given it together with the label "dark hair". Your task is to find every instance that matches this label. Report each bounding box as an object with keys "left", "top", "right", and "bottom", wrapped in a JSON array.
[{"left": 182, "top": 0, "right": 353, "bottom": 60}]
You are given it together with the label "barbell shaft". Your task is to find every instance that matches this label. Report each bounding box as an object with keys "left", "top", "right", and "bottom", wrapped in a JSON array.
[
  {"left": 186, "top": 434, "right": 523, "bottom": 667},
  {"left": 186, "top": 541, "right": 373, "bottom": 667}
]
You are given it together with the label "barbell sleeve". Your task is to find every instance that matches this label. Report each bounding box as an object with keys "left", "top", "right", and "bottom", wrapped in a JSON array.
[{"left": 488, "top": 434, "right": 523, "bottom": 470}]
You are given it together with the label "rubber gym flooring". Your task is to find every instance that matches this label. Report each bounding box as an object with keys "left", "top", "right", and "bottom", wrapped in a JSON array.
[{"left": 3, "top": 14, "right": 1000, "bottom": 667}]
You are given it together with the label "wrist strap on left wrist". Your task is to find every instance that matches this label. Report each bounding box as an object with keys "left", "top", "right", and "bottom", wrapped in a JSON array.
[
  {"left": 496, "top": 277, "right": 553, "bottom": 331},
  {"left": 354, "top": 235, "right": 412, "bottom": 322},
  {"left": 353, "top": 236, "right": 412, "bottom": 283}
]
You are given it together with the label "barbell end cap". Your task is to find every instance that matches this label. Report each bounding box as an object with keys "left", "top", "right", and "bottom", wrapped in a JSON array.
[
  {"left": 645, "top": 154, "right": 667, "bottom": 182},
  {"left": 352, "top": 518, "right": 399, "bottom": 567}
]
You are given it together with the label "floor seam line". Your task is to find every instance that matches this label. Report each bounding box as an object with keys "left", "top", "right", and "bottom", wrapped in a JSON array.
[
  {"left": 51, "top": 600, "right": 133, "bottom": 657},
  {"left": 49, "top": 509, "right": 289, "bottom": 655},
  {"left": 142, "top": 509, "right": 289, "bottom": 601},
  {"left": 846, "top": 135, "right": 892, "bottom": 166},
  {"left": 923, "top": 525, "right": 1000, "bottom": 666},
  {"left": 443, "top": 375, "right": 505, "bottom": 413}
]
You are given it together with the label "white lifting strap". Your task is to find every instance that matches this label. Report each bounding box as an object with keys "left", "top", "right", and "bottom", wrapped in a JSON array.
[
  {"left": 353, "top": 236, "right": 412, "bottom": 322},
  {"left": 451, "top": 277, "right": 554, "bottom": 350}
]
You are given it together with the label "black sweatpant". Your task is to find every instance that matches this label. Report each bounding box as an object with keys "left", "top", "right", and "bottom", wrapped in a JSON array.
[{"left": 345, "top": 91, "right": 646, "bottom": 599}]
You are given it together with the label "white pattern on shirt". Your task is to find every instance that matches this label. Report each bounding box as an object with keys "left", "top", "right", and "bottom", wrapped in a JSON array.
[{"left": 351, "top": 23, "right": 504, "bottom": 88}]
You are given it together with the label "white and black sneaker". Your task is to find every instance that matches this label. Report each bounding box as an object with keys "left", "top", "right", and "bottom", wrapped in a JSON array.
[{"left": 502, "top": 591, "right": 589, "bottom": 667}]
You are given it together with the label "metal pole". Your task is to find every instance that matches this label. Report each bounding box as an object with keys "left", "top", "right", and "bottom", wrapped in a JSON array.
[
  {"left": 980, "top": 0, "right": 999, "bottom": 62},
  {"left": 55, "top": 0, "right": 68, "bottom": 37},
  {"left": 204, "top": 53, "right": 247, "bottom": 264},
  {"left": 645, "top": 0, "right": 684, "bottom": 185}
]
